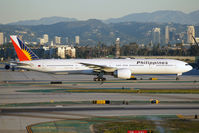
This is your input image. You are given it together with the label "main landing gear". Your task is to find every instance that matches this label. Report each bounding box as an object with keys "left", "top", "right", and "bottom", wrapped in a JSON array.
[
  {"left": 93, "top": 72, "right": 106, "bottom": 81},
  {"left": 93, "top": 77, "right": 106, "bottom": 81},
  {"left": 176, "top": 73, "right": 182, "bottom": 80}
]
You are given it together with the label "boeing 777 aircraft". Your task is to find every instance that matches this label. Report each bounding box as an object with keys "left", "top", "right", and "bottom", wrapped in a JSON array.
[{"left": 9, "top": 35, "right": 192, "bottom": 81}]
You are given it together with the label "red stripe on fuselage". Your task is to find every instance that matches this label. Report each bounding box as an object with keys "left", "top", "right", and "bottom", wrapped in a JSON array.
[{"left": 10, "top": 38, "right": 30, "bottom": 61}]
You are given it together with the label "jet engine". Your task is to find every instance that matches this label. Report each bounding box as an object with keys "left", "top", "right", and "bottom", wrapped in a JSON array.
[
  {"left": 4, "top": 64, "right": 10, "bottom": 70},
  {"left": 4, "top": 64, "right": 15, "bottom": 71},
  {"left": 113, "top": 69, "right": 131, "bottom": 79}
]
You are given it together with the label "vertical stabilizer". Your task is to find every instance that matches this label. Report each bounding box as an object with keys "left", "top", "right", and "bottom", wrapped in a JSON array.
[{"left": 10, "top": 36, "right": 39, "bottom": 61}]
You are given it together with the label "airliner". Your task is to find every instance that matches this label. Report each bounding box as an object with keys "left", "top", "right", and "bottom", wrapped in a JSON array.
[{"left": 9, "top": 35, "right": 192, "bottom": 81}]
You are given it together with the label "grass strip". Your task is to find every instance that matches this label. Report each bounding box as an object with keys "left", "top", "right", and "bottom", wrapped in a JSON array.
[
  {"left": 93, "top": 120, "right": 156, "bottom": 133},
  {"left": 0, "top": 101, "right": 90, "bottom": 107},
  {"left": 27, "top": 115, "right": 199, "bottom": 133},
  {"left": 164, "top": 119, "right": 199, "bottom": 133}
]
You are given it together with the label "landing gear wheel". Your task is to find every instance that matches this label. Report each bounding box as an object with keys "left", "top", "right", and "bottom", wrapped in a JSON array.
[
  {"left": 93, "top": 77, "right": 97, "bottom": 81},
  {"left": 12, "top": 67, "right": 15, "bottom": 71},
  {"left": 176, "top": 77, "right": 179, "bottom": 80},
  {"left": 93, "top": 77, "right": 106, "bottom": 81},
  {"left": 94, "top": 72, "right": 106, "bottom": 81}
]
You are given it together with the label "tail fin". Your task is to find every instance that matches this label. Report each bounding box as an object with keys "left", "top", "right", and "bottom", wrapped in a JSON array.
[{"left": 10, "top": 35, "right": 39, "bottom": 61}]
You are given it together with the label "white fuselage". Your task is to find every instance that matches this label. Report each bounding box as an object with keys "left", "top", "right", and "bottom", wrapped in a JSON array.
[{"left": 17, "top": 59, "right": 192, "bottom": 76}]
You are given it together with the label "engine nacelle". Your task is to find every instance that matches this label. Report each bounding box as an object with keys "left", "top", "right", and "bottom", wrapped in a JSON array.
[
  {"left": 114, "top": 69, "right": 131, "bottom": 79},
  {"left": 4, "top": 64, "right": 10, "bottom": 70}
]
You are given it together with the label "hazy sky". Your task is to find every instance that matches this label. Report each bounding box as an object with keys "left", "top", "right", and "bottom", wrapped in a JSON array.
[{"left": 0, "top": 0, "right": 199, "bottom": 24}]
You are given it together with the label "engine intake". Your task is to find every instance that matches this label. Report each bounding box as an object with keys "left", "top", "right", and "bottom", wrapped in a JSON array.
[
  {"left": 114, "top": 69, "right": 131, "bottom": 79},
  {"left": 5, "top": 64, "right": 10, "bottom": 70}
]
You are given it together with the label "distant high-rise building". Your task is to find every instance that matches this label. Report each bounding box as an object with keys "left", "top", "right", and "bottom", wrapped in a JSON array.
[
  {"left": 0, "top": 32, "right": 4, "bottom": 45},
  {"left": 75, "top": 36, "right": 80, "bottom": 45},
  {"left": 4, "top": 36, "right": 7, "bottom": 44},
  {"left": 43, "top": 34, "right": 49, "bottom": 44},
  {"left": 56, "top": 45, "right": 76, "bottom": 58},
  {"left": 65, "top": 37, "right": 69, "bottom": 44},
  {"left": 115, "top": 38, "right": 120, "bottom": 58},
  {"left": 39, "top": 38, "right": 45, "bottom": 45},
  {"left": 50, "top": 41, "right": 54, "bottom": 46},
  {"left": 169, "top": 27, "right": 176, "bottom": 42},
  {"left": 187, "top": 26, "right": 195, "bottom": 44},
  {"left": 54, "top": 36, "right": 61, "bottom": 44},
  {"left": 152, "top": 28, "right": 161, "bottom": 45},
  {"left": 165, "top": 26, "right": 169, "bottom": 44},
  {"left": 18, "top": 35, "right": 23, "bottom": 41}
]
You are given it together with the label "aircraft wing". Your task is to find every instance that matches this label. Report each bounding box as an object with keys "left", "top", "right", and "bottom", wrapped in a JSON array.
[{"left": 80, "top": 62, "right": 116, "bottom": 72}]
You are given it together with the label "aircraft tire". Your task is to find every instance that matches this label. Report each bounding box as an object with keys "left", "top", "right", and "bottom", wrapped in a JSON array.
[{"left": 93, "top": 78, "right": 97, "bottom": 81}]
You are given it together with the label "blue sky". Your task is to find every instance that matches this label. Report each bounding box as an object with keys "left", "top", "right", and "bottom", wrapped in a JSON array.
[{"left": 0, "top": 0, "right": 199, "bottom": 24}]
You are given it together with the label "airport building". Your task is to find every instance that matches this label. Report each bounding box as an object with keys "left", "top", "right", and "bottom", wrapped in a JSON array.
[
  {"left": 0, "top": 32, "right": 4, "bottom": 45},
  {"left": 187, "top": 26, "right": 195, "bottom": 44},
  {"left": 152, "top": 28, "right": 161, "bottom": 45}
]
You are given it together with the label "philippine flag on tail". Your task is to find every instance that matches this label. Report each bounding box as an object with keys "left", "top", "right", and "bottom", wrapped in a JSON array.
[{"left": 10, "top": 36, "right": 39, "bottom": 61}]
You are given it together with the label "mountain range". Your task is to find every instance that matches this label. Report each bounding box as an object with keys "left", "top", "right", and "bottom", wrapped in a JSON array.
[
  {"left": 105, "top": 10, "right": 199, "bottom": 24},
  {"left": 2, "top": 10, "right": 199, "bottom": 46},
  {"left": 7, "top": 10, "right": 199, "bottom": 25},
  {"left": 8, "top": 16, "right": 77, "bottom": 25},
  {"left": 2, "top": 19, "right": 195, "bottom": 46}
]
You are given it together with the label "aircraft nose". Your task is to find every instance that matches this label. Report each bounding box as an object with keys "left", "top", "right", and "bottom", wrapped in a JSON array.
[{"left": 187, "top": 65, "right": 193, "bottom": 71}]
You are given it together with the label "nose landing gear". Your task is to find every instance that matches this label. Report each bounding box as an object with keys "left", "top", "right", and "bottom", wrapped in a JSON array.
[
  {"left": 176, "top": 73, "right": 182, "bottom": 80},
  {"left": 176, "top": 77, "right": 180, "bottom": 80}
]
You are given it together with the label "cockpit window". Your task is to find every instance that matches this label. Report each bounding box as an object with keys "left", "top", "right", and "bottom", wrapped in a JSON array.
[{"left": 185, "top": 64, "right": 189, "bottom": 66}]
